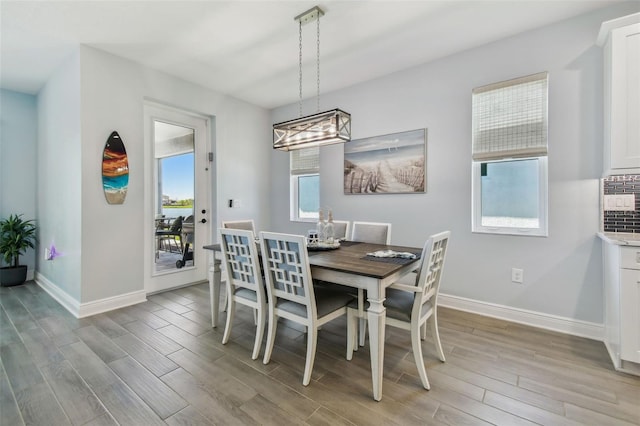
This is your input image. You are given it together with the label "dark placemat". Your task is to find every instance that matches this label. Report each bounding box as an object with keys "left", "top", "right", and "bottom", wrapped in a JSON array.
[{"left": 362, "top": 251, "right": 422, "bottom": 265}]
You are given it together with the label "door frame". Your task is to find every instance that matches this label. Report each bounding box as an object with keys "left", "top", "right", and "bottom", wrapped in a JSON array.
[{"left": 143, "top": 101, "right": 213, "bottom": 294}]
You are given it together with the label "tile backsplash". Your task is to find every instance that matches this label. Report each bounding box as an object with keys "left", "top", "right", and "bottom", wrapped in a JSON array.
[{"left": 602, "top": 174, "right": 640, "bottom": 233}]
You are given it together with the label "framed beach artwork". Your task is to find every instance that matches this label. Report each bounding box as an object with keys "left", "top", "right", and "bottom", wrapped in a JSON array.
[{"left": 344, "top": 129, "right": 426, "bottom": 194}]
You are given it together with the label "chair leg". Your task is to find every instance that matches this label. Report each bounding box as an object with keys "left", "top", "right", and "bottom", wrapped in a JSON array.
[
  {"left": 346, "top": 308, "right": 358, "bottom": 360},
  {"left": 303, "top": 326, "right": 318, "bottom": 386},
  {"left": 222, "top": 295, "right": 235, "bottom": 345},
  {"left": 411, "top": 321, "right": 430, "bottom": 390},
  {"left": 263, "top": 307, "right": 277, "bottom": 365},
  {"left": 358, "top": 289, "right": 366, "bottom": 346},
  {"left": 252, "top": 306, "right": 266, "bottom": 360},
  {"left": 431, "top": 310, "right": 446, "bottom": 362},
  {"left": 421, "top": 322, "right": 427, "bottom": 340},
  {"left": 222, "top": 289, "right": 228, "bottom": 313}
]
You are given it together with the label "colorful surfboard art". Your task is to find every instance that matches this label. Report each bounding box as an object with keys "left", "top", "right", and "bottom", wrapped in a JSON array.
[{"left": 102, "top": 131, "right": 129, "bottom": 204}]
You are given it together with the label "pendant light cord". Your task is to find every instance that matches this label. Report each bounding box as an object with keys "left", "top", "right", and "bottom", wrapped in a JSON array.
[
  {"left": 297, "top": 8, "right": 322, "bottom": 117},
  {"left": 298, "top": 20, "right": 303, "bottom": 118},
  {"left": 316, "top": 14, "right": 320, "bottom": 113}
]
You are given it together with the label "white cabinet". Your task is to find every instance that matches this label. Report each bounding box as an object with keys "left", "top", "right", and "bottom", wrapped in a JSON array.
[
  {"left": 620, "top": 248, "right": 640, "bottom": 363},
  {"left": 603, "top": 242, "right": 640, "bottom": 374},
  {"left": 597, "top": 14, "right": 640, "bottom": 176}
]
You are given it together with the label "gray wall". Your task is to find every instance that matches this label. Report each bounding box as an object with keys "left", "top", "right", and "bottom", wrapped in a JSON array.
[
  {"left": 270, "top": 4, "right": 638, "bottom": 324},
  {"left": 0, "top": 89, "right": 38, "bottom": 275},
  {"left": 37, "top": 51, "right": 83, "bottom": 299},
  {"left": 31, "top": 45, "right": 271, "bottom": 305}
]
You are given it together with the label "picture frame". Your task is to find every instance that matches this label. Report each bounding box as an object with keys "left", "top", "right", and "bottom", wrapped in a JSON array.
[{"left": 344, "top": 128, "right": 426, "bottom": 194}]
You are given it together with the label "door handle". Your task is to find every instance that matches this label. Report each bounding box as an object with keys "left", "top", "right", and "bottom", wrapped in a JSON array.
[{"left": 200, "top": 218, "right": 207, "bottom": 224}]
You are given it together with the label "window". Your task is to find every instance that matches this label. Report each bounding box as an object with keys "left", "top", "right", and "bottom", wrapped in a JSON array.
[
  {"left": 472, "top": 72, "right": 548, "bottom": 236},
  {"left": 290, "top": 147, "right": 319, "bottom": 222}
]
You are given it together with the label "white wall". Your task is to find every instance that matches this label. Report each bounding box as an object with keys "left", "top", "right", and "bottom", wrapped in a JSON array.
[
  {"left": 270, "top": 4, "right": 637, "bottom": 324},
  {"left": 78, "top": 46, "right": 271, "bottom": 303},
  {"left": 0, "top": 89, "right": 37, "bottom": 275},
  {"left": 37, "top": 51, "right": 83, "bottom": 300}
]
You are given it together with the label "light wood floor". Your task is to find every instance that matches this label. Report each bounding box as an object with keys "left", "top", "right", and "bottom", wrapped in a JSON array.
[{"left": 1, "top": 281, "right": 638, "bottom": 425}]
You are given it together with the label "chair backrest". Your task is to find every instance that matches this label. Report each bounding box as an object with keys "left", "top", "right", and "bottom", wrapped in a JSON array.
[
  {"left": 219, "top": 228, "right": 265, "bottom": 296},
  {"left": 414, "top": 231, "right": 450, "bottom": 309},
  {"left": 350, "top": 221, "right": 392, "bottom": 244},
  {"left": 170, "top": 216, "right": 184, "bottom": 232},
  {"left": 221, "top": 219, "right": 256, "bottom": 232},
  {"left": 332, "top": 220, "right": 350, "bottom": 241},
  {"left": 259, "top": 232, "right": 317, "bottom": 319}
]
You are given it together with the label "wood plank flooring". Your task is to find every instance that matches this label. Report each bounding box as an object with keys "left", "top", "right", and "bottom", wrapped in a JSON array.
[{"left": 1, "top": 281, "right": 638, "bottom": 425}]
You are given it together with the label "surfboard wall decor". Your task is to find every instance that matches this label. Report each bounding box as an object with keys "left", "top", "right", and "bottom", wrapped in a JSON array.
[{"left": 102, "top": 131, "right": 129, "bottom": 204}]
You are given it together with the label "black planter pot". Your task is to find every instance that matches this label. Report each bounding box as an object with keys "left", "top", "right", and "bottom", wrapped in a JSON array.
[{"left": 0, "top": 265, "right": 27, "bottom": 286}]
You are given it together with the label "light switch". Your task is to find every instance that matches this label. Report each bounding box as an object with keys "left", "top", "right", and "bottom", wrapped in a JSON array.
[{"left": 603, "top": 194, "right": 635, "bottom": 211}]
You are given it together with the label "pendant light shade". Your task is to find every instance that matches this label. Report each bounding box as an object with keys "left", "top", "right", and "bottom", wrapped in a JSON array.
[
  {"left": 273, "top": 108, "right": 351, "bottom": 151},
  {"left": 273, "top": 6, "right": 351, "bottom": 151}
]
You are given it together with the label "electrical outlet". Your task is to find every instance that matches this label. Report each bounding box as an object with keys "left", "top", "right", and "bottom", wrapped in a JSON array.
[
  {"left": 512, "top": 268, "right": 524, "bottom": 284},
  {"left": 44, "top": 248, "right": 50, "bottom": 260}
]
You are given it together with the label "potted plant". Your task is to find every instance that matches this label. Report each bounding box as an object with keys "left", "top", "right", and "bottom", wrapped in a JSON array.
[{"left": 0, "top": 214, "right": 37, "bottom": 286}]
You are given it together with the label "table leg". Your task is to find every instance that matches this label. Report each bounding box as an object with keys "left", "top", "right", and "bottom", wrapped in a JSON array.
[
  {"left": 367, "top": 293, "right": 386, "bottom": 401},
  {"left": 209, "top": 255, "right": 221, "bottom": 328}
]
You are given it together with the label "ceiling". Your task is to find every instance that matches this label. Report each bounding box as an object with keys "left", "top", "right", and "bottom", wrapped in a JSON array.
[{"left": 0, "top": 0, "right": 627, "bottom": 110}]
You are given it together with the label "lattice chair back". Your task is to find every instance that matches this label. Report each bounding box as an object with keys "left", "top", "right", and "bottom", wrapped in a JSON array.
[
  {"left": 219, "top": 227, "right": 267, "bottom": 359},
  {"left": 350, "top": 221, "right": 392, "bottom": 244},
  {"left": 414, "top": 231, "right": 450, "bottom": 313},
  {"left": 219, "top": 228, "right": 265, "bottom": 296},
  {"left": 259, "top": 232, "right": 317, "bottom": 320}
]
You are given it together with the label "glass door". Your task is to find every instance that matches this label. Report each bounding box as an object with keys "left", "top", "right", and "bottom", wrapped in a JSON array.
[
  {"left": 154, "top": 122, "right": 195, "bottom": 273},
  {"left": 144, "top": 103, "right": 211, "bottom": 294}
]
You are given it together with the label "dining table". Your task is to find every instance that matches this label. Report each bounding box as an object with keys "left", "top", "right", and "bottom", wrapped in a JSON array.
[{"left": 203, "top": 240, "right": 422, "bottom": 401}]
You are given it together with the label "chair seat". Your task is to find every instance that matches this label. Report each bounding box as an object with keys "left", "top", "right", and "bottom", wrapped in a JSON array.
[
  {"left": 347, "top": 288, "right": 431, "bottom": 322},
  {"left": 235, "top": 287, "right": 257, "bottom": 302},
  {"left": 277, "top": 289, "right": 354, "bottom": 318}
]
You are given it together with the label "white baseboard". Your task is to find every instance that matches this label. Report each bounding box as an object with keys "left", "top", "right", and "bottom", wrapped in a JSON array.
[
  {"left": 77, "top": 289, "right": 147, "bottom": 318},
  {"left": 438, "top": 293, "right": 604, "bottom": 341},
  {"left": 33, "top": 272, "right": 602, "bottom": 339},
  {"left": 35, "top": 272, "right": 81, "bottom": 317},
  {"left": 35, "top": 272, "right": 146, "bottom": 318}
]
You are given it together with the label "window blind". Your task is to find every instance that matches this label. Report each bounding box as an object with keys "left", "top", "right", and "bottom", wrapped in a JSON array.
[
  {"left": 290, "top": 147, "right": 319, "bottom": 175},
  {"left": 472, "top": 72, "right": 548, "bottom": 161}
]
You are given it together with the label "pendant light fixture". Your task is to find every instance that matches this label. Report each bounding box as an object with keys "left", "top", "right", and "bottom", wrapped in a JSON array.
[{"left": 273, "top": 6, "right": 351, "bottom": 151}]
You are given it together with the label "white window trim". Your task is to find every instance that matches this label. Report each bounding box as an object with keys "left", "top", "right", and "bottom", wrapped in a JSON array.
[
  {"left": 290, "top": 173, "right": 319, "bottom": 223},
  {"left": 472, "top": 156, "right": 548, "bottom": 237}
]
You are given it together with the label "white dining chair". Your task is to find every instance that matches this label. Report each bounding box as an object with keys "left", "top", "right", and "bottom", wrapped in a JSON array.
[
  {"left": 331, "top": 220, "right": 351, "bottom": 241},
  {"left": 350, "top": 221, "right": 392, "bottom": 346},
  {"left": 350, "top": 221, "right": 392, "bottom": 245},
  {"left": 260, "top": 232, "right": 354, "bottom": 386},
  {"left": 219, "top": 220, "right": 257, "bottom": 310},
  {"left": 218, "top": 228, "right": 267, "bottom": 360},
  {"left": 346, "top": 231, "right": 450, "bottom": 390},
  {"left": 221, "top": 219, "right": 256, "bottom": 232}
]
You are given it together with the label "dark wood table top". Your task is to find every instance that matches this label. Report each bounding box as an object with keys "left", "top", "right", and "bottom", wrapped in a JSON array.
[
  {"left": 204, "top": 241, "right": 421, "bottom": 280},
  {"left": 307, "top": 242, "right": 421, "bottom": 279}
]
